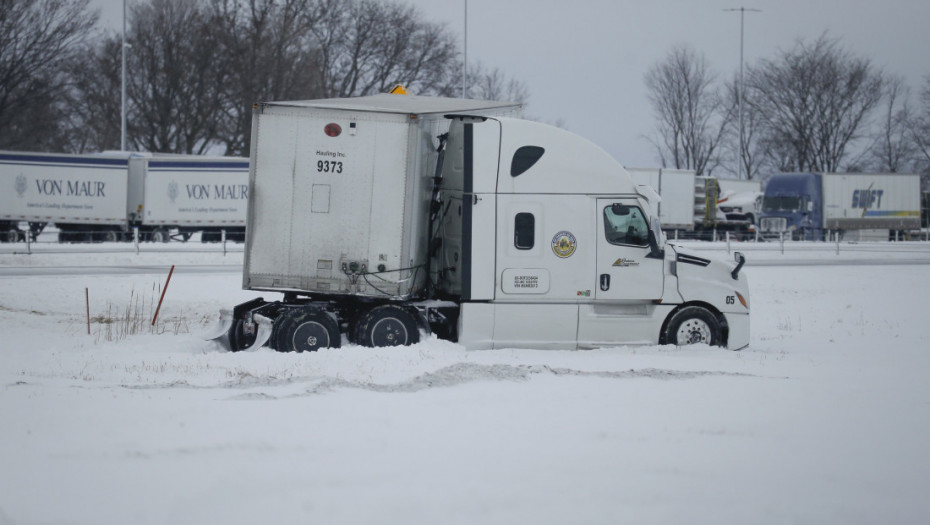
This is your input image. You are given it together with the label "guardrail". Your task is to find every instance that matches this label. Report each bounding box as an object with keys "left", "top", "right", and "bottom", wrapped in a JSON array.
[{"left": 0, "top": 227, "right": 244, "bottom": 256}]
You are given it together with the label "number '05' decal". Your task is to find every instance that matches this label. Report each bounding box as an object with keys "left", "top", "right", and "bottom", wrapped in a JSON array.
[{"left": 726, "top": 296, "right": 735, "bottom": 305}]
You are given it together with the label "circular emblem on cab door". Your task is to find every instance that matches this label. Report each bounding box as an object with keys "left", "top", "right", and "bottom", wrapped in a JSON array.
[{"left": 551, "top": 231, "right": 577, "bottom": 258}]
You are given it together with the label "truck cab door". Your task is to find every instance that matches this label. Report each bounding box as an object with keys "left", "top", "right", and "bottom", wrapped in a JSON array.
[{"left": 595, "top": 198, "right": 664, "bottom": 300}]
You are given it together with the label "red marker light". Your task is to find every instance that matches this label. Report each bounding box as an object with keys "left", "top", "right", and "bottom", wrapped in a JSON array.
[{"left": 324, "top": 123, "right": 342, "bottom": 137}]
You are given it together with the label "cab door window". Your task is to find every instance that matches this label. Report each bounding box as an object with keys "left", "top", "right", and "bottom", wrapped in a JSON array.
[{"left": 603, "top": 204, "right": 649, "bottom": 247}]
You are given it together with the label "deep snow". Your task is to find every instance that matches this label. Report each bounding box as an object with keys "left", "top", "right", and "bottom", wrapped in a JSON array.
[{"left": 1, "top": 241, "right": 929, "bottom": 524}]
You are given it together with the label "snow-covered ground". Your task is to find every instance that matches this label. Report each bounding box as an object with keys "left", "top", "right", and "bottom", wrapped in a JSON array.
[{"left": 1, "top": 242, "right": 929, "bottom": 524}]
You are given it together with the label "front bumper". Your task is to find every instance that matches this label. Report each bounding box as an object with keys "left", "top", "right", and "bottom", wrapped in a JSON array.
[{"left": 725, "top": 312, "right": 750, "bottom": 350}]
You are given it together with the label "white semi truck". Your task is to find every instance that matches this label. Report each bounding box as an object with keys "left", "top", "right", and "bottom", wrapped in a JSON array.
[
  {"left": 209, "top": 94, "right": 750, "bottom": 352},
  {"left": 0, "top": 151, "right": 248, "bottom": 242}
]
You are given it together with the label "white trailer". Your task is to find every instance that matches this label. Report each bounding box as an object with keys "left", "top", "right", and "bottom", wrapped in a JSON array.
[
  {"left": 1, "top": 150, "right": 249, "bottom": 243},
  {"left": 0, "top": 150, "right": 132, "bottom": 242},
  {"left": 210, "top": 94, "right": 750, "bottom": 352},
  {"left": 130, "top": 156, "right": 249, "bottom": 242},
  {"left": 628, "top": 168, "right": 696, "bottom": 231}
]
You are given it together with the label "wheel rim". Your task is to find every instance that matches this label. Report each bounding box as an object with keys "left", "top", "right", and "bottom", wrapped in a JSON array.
[
  {"left": 105, "top": 231, "right": 119, "bottom": 243},
  {"left": 371, "top": 317, "right": 408, "bottom": 347},
  {"left": 292, "top": 321, "right": 330, "bottom": 352},
  {"left": 676, "top": 318, "right": 712, "bottom": 345}
]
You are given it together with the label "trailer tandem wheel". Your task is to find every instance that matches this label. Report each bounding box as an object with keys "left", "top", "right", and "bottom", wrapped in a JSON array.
[{"left": 273, "top": 307, "right": 340, "bottom": 352}]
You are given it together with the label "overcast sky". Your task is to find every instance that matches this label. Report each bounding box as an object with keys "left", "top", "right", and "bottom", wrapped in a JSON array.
[{"left": 92, "top": 0, "right": 929, "bottom": 171}]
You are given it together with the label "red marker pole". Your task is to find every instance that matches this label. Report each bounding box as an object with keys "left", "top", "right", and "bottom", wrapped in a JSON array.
[{"left": 152, "top": 265, "right": 175, "bottom": 326}]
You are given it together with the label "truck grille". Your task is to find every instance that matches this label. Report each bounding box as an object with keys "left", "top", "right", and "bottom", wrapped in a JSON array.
[{"left": 759, "top": 216, "right": 787, "bottom": 233}]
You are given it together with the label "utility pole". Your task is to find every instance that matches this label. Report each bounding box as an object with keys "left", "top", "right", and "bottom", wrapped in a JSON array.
[
  {"left": 724, "top": 7, "right": 761, "bottom": 180},
  {"left": 462, "top": 0, "right": 468, "bottom": 98}
]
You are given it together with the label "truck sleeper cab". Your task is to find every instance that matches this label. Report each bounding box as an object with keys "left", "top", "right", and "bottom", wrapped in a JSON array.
[
  {"left": 213, "top": 96, "right": 749, "bottom": 352},
  {"left": 435, "top": 116, "right": 749, "bottom": 350}
]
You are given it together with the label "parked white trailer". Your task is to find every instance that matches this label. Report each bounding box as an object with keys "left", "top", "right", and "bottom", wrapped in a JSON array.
[
  {"left": 130, "top": 156, "right": 249, "bottom": 242},
  {"left": 0, "top": 150, "right": 249, "bottom": 242},
  {"left": 628, "top": 168, "right": 696, "bottom": 231},
  {"left": 210, "top": 94, "right": 750, "bottom": 353},
  {"left": 627, "top": 169, "right": 752, "bottom": 237},
  {"left": 0, "top": 150, "right": 133, "bottom": 242}
]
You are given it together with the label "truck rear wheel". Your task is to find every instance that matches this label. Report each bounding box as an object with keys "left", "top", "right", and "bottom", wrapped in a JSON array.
[
  {"left": 273, "top": 307, "right": 340, "bottom": 352},
  {"left": 354, "top": 305, "right": 420, "bottom": 347},
  {"left": 666, "top": 306, "right": 721, "bottom": 346}
]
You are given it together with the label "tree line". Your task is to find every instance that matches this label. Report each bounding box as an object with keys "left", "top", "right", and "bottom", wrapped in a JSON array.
[
  {"left": 0, "top": 0, "right": 528, "bottom": 157},
  {"left": 645, "top": 35, "right": 930, "bottom": 186}
]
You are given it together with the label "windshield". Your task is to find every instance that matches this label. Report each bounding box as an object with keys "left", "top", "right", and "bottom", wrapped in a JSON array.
[{"left": 763, "top": 195, "right": 802, "bottom": 212}]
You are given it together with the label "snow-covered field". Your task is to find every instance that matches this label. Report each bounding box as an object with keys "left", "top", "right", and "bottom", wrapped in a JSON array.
[{"left": 1, "top": 242, "right": 929, "bottom": 524}]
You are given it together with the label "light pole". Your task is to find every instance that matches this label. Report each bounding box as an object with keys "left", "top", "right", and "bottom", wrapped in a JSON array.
[
  {"left": 121, "top": 0, "right": 127, "bottom": 151},
  {"left": 462, "top": 0, "right": 468, "bottom": 98},
  {"left": 724, "top": 7, "right": 760, "bottom": 180}
]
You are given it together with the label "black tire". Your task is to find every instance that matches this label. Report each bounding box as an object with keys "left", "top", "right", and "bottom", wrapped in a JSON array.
[
  {"left": 666, "top": 306, "right": 721, "bottom": 346},
  {"left": 4, "top": 229, "right": 20, "bottom": 243},
  {"left": 151, "top": 229, "right": 169, "bottom": 243},
  {"left": 354, "top": 305, "right": 420, "bottom": 347},
  {"left": 273, "top": 307, "right": 340, "bottom": 352}
]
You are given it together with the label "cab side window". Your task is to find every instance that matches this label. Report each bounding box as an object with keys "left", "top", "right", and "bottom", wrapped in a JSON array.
[
  {"left": 514, "top": 212, "right": 535, "bottom": 249},
  {"left": 604, "top": 205, "right": 648, "bottom": 247}
]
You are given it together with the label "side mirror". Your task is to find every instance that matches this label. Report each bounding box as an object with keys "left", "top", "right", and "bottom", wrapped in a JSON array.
[
  {"left": 646, "top": 229, "right": 664, "bottom": 260},
  {"left": 731, "top": 252, "right": 746, "bottom": 280}
]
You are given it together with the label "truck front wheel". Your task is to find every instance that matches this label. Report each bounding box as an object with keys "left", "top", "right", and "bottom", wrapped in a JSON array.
[
  {"left": 273, "top": 307, "right": 340, "bottom": 352},
  {"left": 666, "top": 306, "right": 721, "bottom": 346},
  {"left": 355, "top": 305, "right": 420, "bottom": 347}
]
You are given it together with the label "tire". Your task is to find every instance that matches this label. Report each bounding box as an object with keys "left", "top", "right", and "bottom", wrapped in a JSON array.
[
  {"left": 273, "top": 307, "right": 340, "bottom": 352},
  {"left": 151, "top": 229, "right": 169, "bottom": 243},
  {"left": 4, "top": 229, "right": 20, "bottom": 243},
  {"left": 354, "top": 305, "right": 420, "bottom": 347},
  {"left": 666, "top": 306, "right": 721, "bottom": 346},
  {"left": 103, "top": 230, "right": 121, "bottom": 243}
]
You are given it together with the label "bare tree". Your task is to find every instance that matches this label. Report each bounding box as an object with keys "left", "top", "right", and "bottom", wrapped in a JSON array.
[
  {"left": 0, "top": 0, "right": 98, "bottom": 151},
  {"left": 862, "top": 76, "right": 918, "bottom": 173},
  {"left": 746, "top": 35, "right": 884, "bottom": 173},
  {"left": 722, "top": 76, "right": 766, "bottom": 179},
  {"left": 308, "top": 0, "right": 458, "bottom": 98},
  {"left": 910, "top": 75, "right": 930, "bottom": 188},
  {"left": 210, "top": 0, "right": 324, "bottom": 157},
  {"left": 125, "top": 0, "right": 229, "bottom": 154},
  {"left": 64, "top": 38, "right": 123, "bottom": 153},
  {"left": 645, "top": 45, "right": 731, "bottom": 176},
  {"left": 457, "top": 60, "right": 529, "bottom": 103}
]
